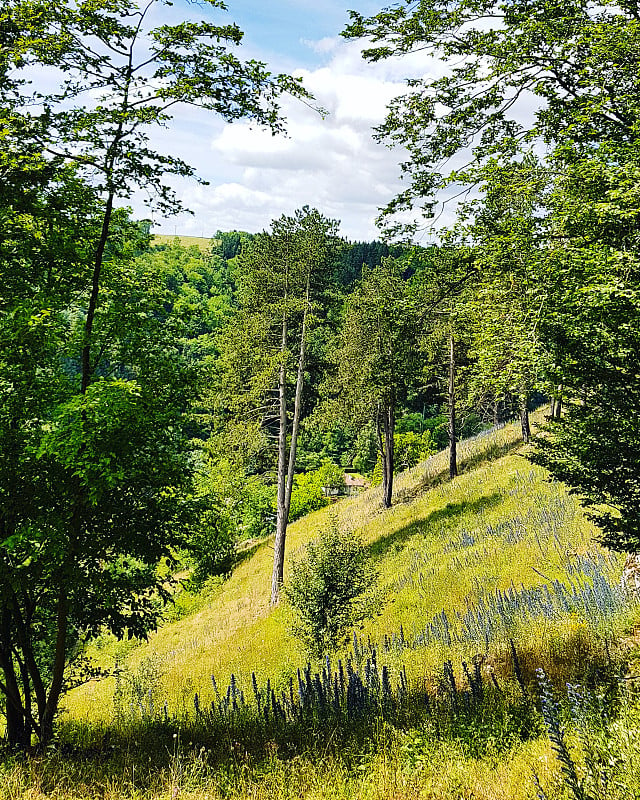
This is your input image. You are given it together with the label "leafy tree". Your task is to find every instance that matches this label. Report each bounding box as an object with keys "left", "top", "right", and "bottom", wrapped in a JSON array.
[
  {"left": 346, "top": 0, "right": 640, "bottom": 542},
  {"left": 284, "top": 520, "right": 379, "bottom": 659},
  {"left": 196, "top": 444, "right": 277, "bottom": 545},
  {"left": 393, "top": 429, "right": 437, "bottom": 473},
  {"left": 410, "top": 247, "right": 477, "bottom": 478},
  {"left": 0, "top": 0, "right": 307, "bottom": 747},
  {"left": 531, "top": 148, "right": 640, "bottom": 554},
  {"left": 330, "top": 259, "right": 421, "bottom": 507},
  {"left": 212, "top": 230, "right": 252, "bottom": 261},
  {"left": 344, "top": 0, "right": 640, "bottom": 235},
  {"left": 0, "top": 229, "right": 199, "bottom": 747},
  {"left": 295, "top": 420, "right": 358, "bottom": 471},
  {"left": 460, "top": 157, "right": 551, "bottom": 441},
  {"left": 287, "top": 462, "right": 345, "bottom": 522},
  {"left": 352, "top": 423, "right": 380, "bottom": 476},
  {"left": 215, "top": 208, "right": 342, "bottom": 604}
]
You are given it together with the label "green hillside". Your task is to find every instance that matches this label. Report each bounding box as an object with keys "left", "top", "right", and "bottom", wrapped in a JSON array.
[
  {"left": 66, "top": 416, "right": 614, "bottom": 716},
  {"left": 8, "top": 415, "right": 636, "bottom": 799}
]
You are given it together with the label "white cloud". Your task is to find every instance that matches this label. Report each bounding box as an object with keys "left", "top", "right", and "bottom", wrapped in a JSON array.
[{"left": 152, "top": 37, "right": 439, "bottom": 241}]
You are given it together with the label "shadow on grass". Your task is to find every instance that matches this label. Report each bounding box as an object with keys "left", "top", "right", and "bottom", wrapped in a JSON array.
[
  {"left": 367, "top": 492, "right": 503, "bottom": 561},
  {"left": 232, "top": 536, "right": 267, "bottom": 570},
  {"left": 394, "top": 435, "right": 524, "bottom": 507}
]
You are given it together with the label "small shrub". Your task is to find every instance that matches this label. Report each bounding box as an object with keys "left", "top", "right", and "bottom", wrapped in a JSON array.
[{"left": 284, "top": 519, "right": 380, "bottom": 659}]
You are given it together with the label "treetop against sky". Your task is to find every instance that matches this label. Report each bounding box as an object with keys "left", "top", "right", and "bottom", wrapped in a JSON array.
[{"left": 107, "top": 0, "right": 439, "bottom": 241}]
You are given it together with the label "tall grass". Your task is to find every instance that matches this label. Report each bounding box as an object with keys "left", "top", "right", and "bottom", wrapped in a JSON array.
[{"left": 4, "top": 414, "right": 640, "bottom": 799}]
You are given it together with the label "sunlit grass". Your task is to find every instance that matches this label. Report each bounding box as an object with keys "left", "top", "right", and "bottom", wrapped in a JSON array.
[
  {"left": 18, "top": 411, "right": 638, "bottom": 800},
  {"left": 66, "top": 412, "right": 625, "bottom": 720},
  {"left": 151, "top": 234, "right": 217, "bottom": 252},
  {"left": 0, "top": 733, "right": 564, "bottom": 799}
]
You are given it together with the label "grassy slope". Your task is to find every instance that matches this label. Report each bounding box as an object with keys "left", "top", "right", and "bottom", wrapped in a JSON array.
[
  {"left": 8, "top": 414, "right": 640, "bottom": 799},
  {"left": 66, "top": 414, "right": 625, "bottom": 722}
]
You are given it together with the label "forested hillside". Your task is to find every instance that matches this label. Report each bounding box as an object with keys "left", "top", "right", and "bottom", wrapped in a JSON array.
[{"left": 2, "top": 0, "right": 640, "bottom": 797}]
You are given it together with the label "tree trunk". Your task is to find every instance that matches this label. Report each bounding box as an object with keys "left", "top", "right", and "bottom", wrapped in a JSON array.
[
  {"left": 376, "top": 406, "right": 386, "bottom": 499},
  {"left": 81, "top": 191, "right": 114, "bottom": 393},
  {"left": 18, "top": 655, "right": 32, "bottom": 747},
  {"left": 382, "top": 402, "right": 395, "bottom": 508},
  {"left": 520, "top": 393, "right": 531, "bottom": 443},
  {"left": 271, "top": 279, "right": 311, "bottom": 606},
  {"left": 271, "top": 308, "right": 289, "bottom": 606},
  {"left": 448, "top": 334, "right": 457, "bottom": 479},
  {"left": 0, "top": 608, "right": 28, "bottom": 748},
  {"left": 554, "top": 384, "right": 563, "bottom": 419},
  {"left": 37, "top": 586, "right": 69, "bottom": 747},
  {"left": 283, "top": 283, "right": 309, "bottom": 522}
]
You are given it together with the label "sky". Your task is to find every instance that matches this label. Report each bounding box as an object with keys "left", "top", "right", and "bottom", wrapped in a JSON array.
[{"left": 147, "top": 0, "right": 442, "bottom": 242}]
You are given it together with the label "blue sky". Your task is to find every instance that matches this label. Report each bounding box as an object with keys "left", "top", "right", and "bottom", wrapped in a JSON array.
[
  {"left": 214, "top": 0, "right": 382, "bottom": 66},
  {"left": 146, "top": 1, "right": 439, "bottom": 241}
]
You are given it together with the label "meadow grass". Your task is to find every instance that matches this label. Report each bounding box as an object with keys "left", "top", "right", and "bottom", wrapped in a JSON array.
[
  {"left": 65, "top": 415, "right": 623, "bottom": 718},
  {"left": 4, "top": 412, "right": 640, "bottom": 799},
  {"left": 150, "top": 235, "right": 217, "bottom": 252}
]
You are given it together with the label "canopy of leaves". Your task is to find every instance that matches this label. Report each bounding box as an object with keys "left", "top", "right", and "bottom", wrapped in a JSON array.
[{"left": 344, "top": 0, "right": 640, "bottom": 234}]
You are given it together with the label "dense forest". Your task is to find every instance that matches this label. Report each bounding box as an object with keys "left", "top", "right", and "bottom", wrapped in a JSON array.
[{"left": 2, "top": 0, "right": 640, "bottom": 797}]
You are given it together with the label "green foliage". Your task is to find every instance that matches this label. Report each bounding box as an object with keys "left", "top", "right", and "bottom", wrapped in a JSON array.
[
  {"left": 287, "top": 461, "right": 345, "bottom": 522},
  {"left": 296, "top": 421, "right": 358, "bottom": 471},
  {"left": 185, "top": 505, "right": 236, "bottom": 588},
  {"left": 394, "top": 429, "right": 437, "bottom": 472},
  {"left": 284, "top": 520, "right": 379, "bottom": 659},
  {"left": 346, "top": 0, "right": 640, "bottom": 551},
  {"left": 195, "top": 452, "right": 277, "bottom": 545},
  {"left": 531, "top": 153, "right": 640, "bottom": 552},
  {"left": 332, "top": 259, "right": 419, "bottom": 423},
  {"left": 371, "top": 430, "right": 436, "bottom": 484},
  {"left": 344, "top": 0, "right": 640, "bottom": 236},
  {"left": 352, "top": 423, "right": 379, "bottom": 475},
  {"left": 212, "top": 230, "right": 252, "bottom": 261},
  {"left": 0, "top": 0, "right": 310, "bottom": 745},
  {"left": 329, "top": 258, "right": 423, "bottom": 506},
  {"left": 396, "top": 412, "right": 449, "bottom": 449}
]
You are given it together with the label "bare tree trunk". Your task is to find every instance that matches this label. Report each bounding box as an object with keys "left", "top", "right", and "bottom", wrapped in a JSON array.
[
  {"left": 271, "top": 280, "right": 311, "bottom": 605},
  {"left": 271, "top": 309, "right": 289, "bottom": 606},
  {"left": 520, "top": 392, "right": 531, "bottom": 443},
  {"left": 382, "top": 402, "right": 395, "bottom": 508},
  {"left": 283, "top": 283, "right": 309, "bottom": 521},
  {"left": 448, "top": 334, "right": 457, "bottom": 479}
]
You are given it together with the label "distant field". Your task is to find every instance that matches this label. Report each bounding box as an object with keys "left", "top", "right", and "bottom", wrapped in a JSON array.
[{"left": 151, "top": 234, "right": 218, "bottom": 252}]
